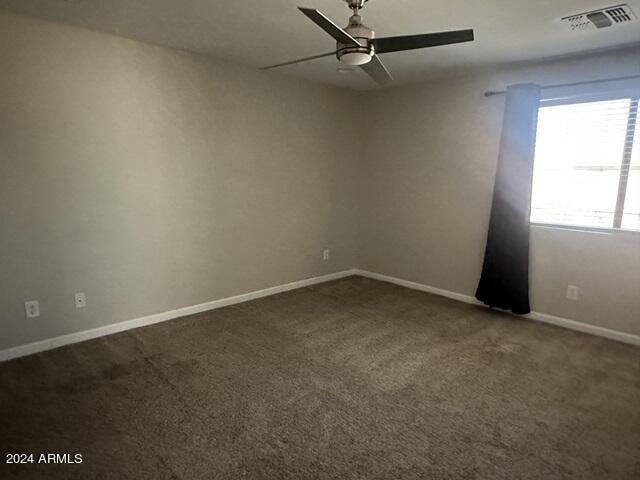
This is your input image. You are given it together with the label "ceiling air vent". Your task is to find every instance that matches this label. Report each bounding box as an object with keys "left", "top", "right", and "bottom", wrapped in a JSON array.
[{"left": 562, "top": 4, "right": 637, "bottom": 31}]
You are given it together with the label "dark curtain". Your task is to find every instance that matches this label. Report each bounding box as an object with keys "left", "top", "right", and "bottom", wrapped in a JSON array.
[{"left": 476, "top": 83, "right": 541, "bottom": 314}]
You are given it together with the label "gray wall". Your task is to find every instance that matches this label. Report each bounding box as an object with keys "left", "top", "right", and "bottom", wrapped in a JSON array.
[
  {"left": 359, "top": 48, "right": 640, "bottom": 336},
  {"left": 1, "top": 11, "right": 638, "bottom": 352},
  {"left": 0, "top": 12, "right": 359, "bottom": 350}
]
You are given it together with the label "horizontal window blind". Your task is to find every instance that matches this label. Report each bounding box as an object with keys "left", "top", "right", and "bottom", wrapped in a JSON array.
[{"left": 531, "top": 96, "right": 639, "bottom": 231}]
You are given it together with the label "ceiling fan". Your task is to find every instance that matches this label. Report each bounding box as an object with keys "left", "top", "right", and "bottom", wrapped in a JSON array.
[{"left": 263, "top": 0, "right": 475, "bottom": 85}]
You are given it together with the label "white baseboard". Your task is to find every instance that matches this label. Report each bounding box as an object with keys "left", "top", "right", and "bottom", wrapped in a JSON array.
[
  {"left": 0, "top": 269, "right": 358, "bottom": 362},
  {"left": 354, "top": 269, "right": 640, "bottom": 347},
  {"left": 3, "top": 267, "right": 637, "bottom": 362}
]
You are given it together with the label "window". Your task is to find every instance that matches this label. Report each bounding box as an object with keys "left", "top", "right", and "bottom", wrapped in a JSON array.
[{"left": 531, "top": 94, "right": 639, "bottom": 231}]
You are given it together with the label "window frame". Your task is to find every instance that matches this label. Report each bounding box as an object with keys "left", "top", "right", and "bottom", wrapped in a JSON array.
[{"left": 530, "top": 89, "right": 640, "bottom": 235}]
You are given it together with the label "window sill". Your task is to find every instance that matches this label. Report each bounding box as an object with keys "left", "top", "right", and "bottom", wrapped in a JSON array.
[{"left": 530, "top": 222, "right": 640, "bottom": 236}]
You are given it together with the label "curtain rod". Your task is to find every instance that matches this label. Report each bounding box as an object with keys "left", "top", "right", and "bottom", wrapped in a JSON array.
[{"left": 484, "top": 74, "right": 640, "bottom": 97}]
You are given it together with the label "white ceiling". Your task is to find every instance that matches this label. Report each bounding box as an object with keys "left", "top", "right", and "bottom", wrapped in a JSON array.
[{"left": 1, "top": 0, "right": 639, "bottom": 90}]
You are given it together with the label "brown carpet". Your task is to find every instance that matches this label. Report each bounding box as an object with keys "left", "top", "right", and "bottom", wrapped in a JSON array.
[{"left": 1, "top": 276, "right": 639, "bottom": 479}]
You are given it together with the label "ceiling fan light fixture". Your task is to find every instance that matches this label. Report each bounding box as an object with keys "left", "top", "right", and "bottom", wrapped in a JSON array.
[{"left": 339, "top": 51, "right": 372, "bottom": 65}]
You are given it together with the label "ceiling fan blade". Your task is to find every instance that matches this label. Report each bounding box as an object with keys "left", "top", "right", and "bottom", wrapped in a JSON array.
[
  {"left": 360, "top": 55, "right": 393, "bottom": 86},
  {"left": 261, "top": 51, "right": 336, "bottom": 70},
  {"left": 372, "top": 29, "right": 474, "bottom": 54},
  {"left": 298, "top": 7, "right": 360, "bottom": 46}
]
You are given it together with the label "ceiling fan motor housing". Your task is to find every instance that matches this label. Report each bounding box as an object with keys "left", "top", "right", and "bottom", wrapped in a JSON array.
[{"left": 337, "top": 15, "right": 375, "bottom": 65}]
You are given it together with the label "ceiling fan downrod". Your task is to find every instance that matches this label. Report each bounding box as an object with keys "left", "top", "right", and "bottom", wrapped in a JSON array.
[
  {"left": 345, "top": 0, "right": 368, "bottom": 11},
  {"left": 338, "top": 0, "right": 374, "bottom": 66}
]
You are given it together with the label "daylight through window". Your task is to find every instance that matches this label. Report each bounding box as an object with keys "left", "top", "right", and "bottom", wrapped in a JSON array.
[{"left": 531, "top": 96, "right": 639, "bottom": 231}]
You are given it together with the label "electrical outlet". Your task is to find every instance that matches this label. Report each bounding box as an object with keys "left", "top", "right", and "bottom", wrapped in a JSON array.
[
  {"left": 323, "top": 249, "right": 330, "bottom": 261},
  {"left": 566, "top": 285, "right": 580, "bottom": 301},
  {"left": 24, "top": 300, "right": 40, "bottom": 319},
  {"left": 75, "top": 292, "right": 87, "bottom": 309}
]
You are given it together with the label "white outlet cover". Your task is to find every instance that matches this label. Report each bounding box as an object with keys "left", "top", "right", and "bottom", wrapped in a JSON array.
[
  {"left": 323, "top": 249, "right": 330, "bottom": 260},
  {"left": 75, "top": 293, "right": 87, "bottom": 309},
  {"left": 566, "top": 285, "right": 580, "bottom": 301},
  {"left": 24, "top": 300, "right": 40, "bottom": 318}
]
